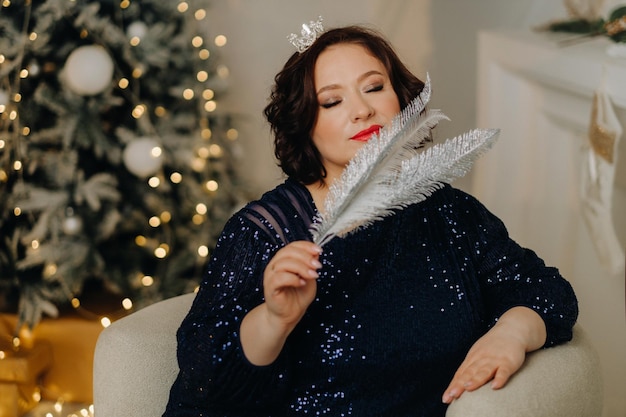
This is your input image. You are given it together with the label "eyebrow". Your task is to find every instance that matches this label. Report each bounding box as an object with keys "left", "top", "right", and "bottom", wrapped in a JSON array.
[{"left": 316, "top": 70, "right": 384, "bottom": 95}]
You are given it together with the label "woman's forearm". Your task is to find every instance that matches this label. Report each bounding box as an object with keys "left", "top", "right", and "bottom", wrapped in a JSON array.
[
  {"left": 495, "top": 306, "right": 547, "bottom": 352},
  {"left": 240, "top": 303, "right": 292, "bottom": 366}
]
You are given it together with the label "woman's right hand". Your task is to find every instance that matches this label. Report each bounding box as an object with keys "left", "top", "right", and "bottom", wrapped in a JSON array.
[
  {"left": 263, "top": 241, "right": 322, "bottom": 330},
  {"left": 240, "top": 241, "right": 322, "bottom": 365}
]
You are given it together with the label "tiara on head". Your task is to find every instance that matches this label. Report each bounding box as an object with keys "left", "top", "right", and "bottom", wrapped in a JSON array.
[{"left": 287, "top": 16, "right": 324, "bottom": 53}]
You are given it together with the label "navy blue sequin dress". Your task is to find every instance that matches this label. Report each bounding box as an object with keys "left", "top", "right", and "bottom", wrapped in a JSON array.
[{"left": 163, "top": 179, "right": 578, "bottom": 417}]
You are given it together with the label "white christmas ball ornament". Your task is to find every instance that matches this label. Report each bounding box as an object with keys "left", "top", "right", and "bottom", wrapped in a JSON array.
[
  {"left": 63, "top": 45, "right": 114, "bottom": 95},
  {"left": 62, "top": 215, "right": 83, "bottom": 235},
  {"left": 123, "top": 137, "right": 164, "bottom": 178},
  {"left": 127, "top": 21, "right": 148, "bottom": 39}
]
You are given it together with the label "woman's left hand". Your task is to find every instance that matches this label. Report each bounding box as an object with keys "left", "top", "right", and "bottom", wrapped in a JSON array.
[{"left": 442, "top": 306, "right": 547, "bottom": 404}]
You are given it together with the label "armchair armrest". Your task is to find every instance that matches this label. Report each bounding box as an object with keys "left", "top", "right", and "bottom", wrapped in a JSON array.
[
  {"left": 445, "top": 325, "right": 603, "bottom": 417},
  {"left": 93, "top": 293, "right": 196, "bottom": 417}
]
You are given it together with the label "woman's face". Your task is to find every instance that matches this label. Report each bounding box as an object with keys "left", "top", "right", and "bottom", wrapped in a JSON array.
[{"left": 311, "top": 43, "right": 400, "bottom": 183}]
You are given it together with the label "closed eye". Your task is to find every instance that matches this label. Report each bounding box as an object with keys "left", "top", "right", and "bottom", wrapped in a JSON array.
[
  {"left": 366, "top": 84, "right": 384, "bottom": 93},
  {"left": 320, "top": 100, "right": 341, "bottom": 109}
]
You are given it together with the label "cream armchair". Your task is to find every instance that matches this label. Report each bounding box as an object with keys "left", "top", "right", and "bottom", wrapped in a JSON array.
[{"left": 93, "top": 293, "right": 603, "bottom": 417}]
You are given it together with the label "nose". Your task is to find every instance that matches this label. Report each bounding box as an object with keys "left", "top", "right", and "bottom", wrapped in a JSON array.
[{"left": 350, "top": 94, "right": 374, "bottom": 122}]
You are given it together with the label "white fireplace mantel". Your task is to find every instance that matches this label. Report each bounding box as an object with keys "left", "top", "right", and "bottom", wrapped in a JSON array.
[
  {"left": 474, "top": 29, "right": 626, "bottom": 256},
  {"left": 473, "top": 29, "right": 626, "bottom": 417},
  {"left": 477, "top": 30, "right": 626, "bottom": 110}
]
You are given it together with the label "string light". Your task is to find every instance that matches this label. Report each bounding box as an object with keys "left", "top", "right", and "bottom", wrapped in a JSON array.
[
  {"left": 202, "top": 89, "right": 214, "bottom": 100},
  {"left": 227, "top": 128, "right": 238, "bottom": 140},
  {"left": 209, "top": 144, "right": 222, "bottom": 157},
  {"left": 118, "top": 78, "right": 129, "bottom": 89},
  {"left": 157, "top": 243, "right": 169, "bottom": 257},
  {"left": 197, "top": 70, "right": 208, "bottom": 82},
  {"left": 183, "top": 88, "right": 194, "bottom": 100},
  {"left": 154, "top": 106, "right": 166, "bottom": 117},
  {"left": 131, "top": 67, "right": 143, "bottom": 78},
  {"left": 205, "top": 180, "right": 218, "bottom": 192},
  {"left": 135, "top": 235, "right": 147, "bottom": 246},
  {"left": 197, "top": 146, "right": 209, "bottom": 159},
  {"left": 198, "top": 245, "right": 209, "bottom": 257},
  {"left": 191, "top": 36, "right": 203, "bottom": 48},
  {"left": 170, "top": 172, "right": 182, "bottom": 183},
  {"left": 195, "top": 203, "right": 207, "bottom": 215},
  {"left": 131, "top": 104, "right": 146, "bottom": 118},
  {"left": 148, "top": 216, "right": 161, "bottom": 227},
  {"left": 160, "top": 211, "right": 171, "bottom": 223},
  {"left": 214, "top": 35, "right": 227, "bottom": 47},
  {"left": 198, "top": 49, "right": 210, "bottom": 59},
  {"left": 177, "top": 2, "right": 189, "bottom": 13},
  {"left": 191, "top": 157, "right": 206, "bottom": 172},
  {"left": 148, "top": 176, "right": 160, "bottom": 188},
  {"left": 141, "top": 275, "right": 154, "bottom": 286},
  {"left": 204, "top": 100, "right": 216, "bottom": 112},
  {"left": 217, "top": 64, "right": 229, "bottom": 78},
  {"left": 122, "top": 298, "right": 133, "bottom": 310}
]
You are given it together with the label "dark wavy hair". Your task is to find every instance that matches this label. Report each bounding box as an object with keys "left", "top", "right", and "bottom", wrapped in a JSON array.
[{"left": 264, "top": 25, "right": 425, "bottom": 185}]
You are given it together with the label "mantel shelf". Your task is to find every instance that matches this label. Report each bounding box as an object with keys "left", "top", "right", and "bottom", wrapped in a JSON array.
[{"left": 478, "top": 30, "right": 626, "bottom": 108}]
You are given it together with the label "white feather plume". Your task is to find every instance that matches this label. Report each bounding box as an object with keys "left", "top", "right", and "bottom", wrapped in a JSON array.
[{"left": 310, "top": 76, "right": 500, "bottom": 246}]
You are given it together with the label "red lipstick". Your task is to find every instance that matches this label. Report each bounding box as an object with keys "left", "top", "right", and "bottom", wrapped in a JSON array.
[{"left": 350, "top": 125, "right": 382, "bottom": 142}]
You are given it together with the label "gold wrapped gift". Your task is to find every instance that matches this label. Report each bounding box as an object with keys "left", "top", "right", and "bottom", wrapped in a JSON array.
[
  {"left": 0, "top": 342, "right": 52, "bottom": 417},
  {"left": 0, "top": 313, "right": 104, "bottom": 407}
]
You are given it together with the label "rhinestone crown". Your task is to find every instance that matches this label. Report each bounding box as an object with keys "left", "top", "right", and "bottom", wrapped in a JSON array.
[{"left": 287, "top": 16, "right": 324, "bottom": 53}]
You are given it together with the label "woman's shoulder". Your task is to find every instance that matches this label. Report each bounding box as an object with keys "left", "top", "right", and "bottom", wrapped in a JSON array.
[
  {"left": 420, "top": 183, "right": 483, "bottom": 210},
  {"left": 232, "top": 178, "right": 317, "bottom": 245}
]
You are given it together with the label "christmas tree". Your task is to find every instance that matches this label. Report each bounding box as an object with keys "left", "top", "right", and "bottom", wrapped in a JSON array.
[{"left": 0, "top": 0, "right": 248, "bottom": 330}]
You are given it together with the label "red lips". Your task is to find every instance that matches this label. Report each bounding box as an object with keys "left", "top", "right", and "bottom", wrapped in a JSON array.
[{"left": 350, "top": 124, "right": 382, "bottom": 142}]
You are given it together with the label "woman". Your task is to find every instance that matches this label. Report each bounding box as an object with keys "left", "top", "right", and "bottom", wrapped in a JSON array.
[{"left": 162, "top": 25, "right": 578, "bottom": 417}]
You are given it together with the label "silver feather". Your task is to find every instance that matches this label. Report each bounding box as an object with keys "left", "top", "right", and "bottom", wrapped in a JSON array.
[{"left": 310, "top": 76, "right": 500, "bottom": 247}]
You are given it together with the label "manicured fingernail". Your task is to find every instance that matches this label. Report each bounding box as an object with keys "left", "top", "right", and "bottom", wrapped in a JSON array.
[
  {"left": 442, "top": 391, "right": 455, "bottom": 403},
  {"left": 311, "top": 259, "right": 322, "bottom": 269},
  {"left": 308, "top": 269, "right": 319, "bottom": 278}
]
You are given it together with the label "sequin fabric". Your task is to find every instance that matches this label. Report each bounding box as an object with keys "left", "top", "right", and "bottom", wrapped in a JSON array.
[{"left": 163, "top": 179, "right": 578, "bottom": 417}]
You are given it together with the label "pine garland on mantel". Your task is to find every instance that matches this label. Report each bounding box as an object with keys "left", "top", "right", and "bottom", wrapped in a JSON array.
[{"left": 539, "top": 4, "right": 626, "bottom": 43}]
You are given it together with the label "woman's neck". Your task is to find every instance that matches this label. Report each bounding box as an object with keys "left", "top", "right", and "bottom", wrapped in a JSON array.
[{"left": 304, "top": 180, "right": 329, "bottom": 216}]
